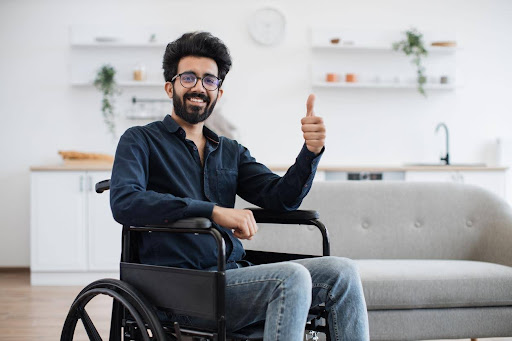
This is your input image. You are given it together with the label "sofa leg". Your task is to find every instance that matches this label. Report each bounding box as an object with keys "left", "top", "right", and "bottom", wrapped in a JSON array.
[{"left": 470, "top": 339, "right": 478, "bottom": 341}]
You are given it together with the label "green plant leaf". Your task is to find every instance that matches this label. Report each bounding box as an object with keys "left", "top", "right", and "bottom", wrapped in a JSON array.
[
  {"left": 392, "top": 27, "right": 428, "bottom": 96},
  {"left": 94, "top": 64, "right": 120, "bottom": 139}
]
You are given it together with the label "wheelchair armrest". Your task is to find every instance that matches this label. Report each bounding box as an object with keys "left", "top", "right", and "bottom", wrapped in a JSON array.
[
  {"left": 248, "top": 208, "right": 319, "bottom": 224},
  {"left": 95, "top": 179, "right": 110, "bottom": 193},
  {"left": 141, "top": 217, "right": 212, "bottom": 230},
  {"left": 247, "top": 208, "right": 330, "bottom": 256},
  {"left": 123, "top": 219, "right": 226, "bottom": 270}
]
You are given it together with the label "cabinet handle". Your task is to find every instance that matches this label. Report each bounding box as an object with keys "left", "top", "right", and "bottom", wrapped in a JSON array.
[
  {"left": 87, "top": 176, "right": 93, "bottom": 192},
  {"left": 79, "top": 176, "right": 84, "bottom": 192}
]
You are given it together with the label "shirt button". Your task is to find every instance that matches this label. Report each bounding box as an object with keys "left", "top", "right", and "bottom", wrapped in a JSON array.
[{"left": 193, "top": 146, "right": 197, "bottom": 150}]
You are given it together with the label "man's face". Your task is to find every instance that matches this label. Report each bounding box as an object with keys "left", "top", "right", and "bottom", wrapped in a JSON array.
[{"left": 166, "top": 56, "right": 223, "bottom": 125}]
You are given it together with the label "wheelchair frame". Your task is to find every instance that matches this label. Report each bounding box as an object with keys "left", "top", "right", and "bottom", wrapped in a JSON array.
[{"left": 61, "top": 180, "right": 331, "bottom": 341}]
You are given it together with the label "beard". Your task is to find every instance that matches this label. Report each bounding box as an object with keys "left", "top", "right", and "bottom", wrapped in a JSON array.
[{"left": 173, "top": 90, "right": 218, "bottom": 124}]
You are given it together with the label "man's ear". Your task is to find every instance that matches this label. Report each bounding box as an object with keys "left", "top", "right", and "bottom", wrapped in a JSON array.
[
  {"left": 164, "top": 82, "right": 173, "bottom": 99},
  {"left": 217, "top": 88, "right": 224, "bottom": 100}
]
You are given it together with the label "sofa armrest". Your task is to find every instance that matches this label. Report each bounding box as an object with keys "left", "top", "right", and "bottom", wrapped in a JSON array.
[{"left": 480, "top": 211, "right": 512, "bottom": 267}]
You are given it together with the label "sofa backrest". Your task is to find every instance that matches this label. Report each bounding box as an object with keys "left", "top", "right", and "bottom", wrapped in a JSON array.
[{"left": 239, "top": 181, "right": 512, "bottom": 263}]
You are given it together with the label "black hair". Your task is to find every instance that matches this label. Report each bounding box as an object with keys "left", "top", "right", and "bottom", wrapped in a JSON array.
[{"left": 162, "top": 31, "right": 232, "bottom": 85}]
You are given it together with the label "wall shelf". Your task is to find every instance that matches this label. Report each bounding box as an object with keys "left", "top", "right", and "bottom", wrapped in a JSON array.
[
  {"left": 69, "top": 25, "right": 176, "bottom": 88},
  {"left": 312, "top": 44, "right": 458, "bottom": 53},
  {"left": 71, "top": 42, "right": 167, "bottom": 48},
  {"left": 313, "top": 81, "right": 456, "bottom": 90},
  {"left": 71, "top": 80, "right": 163, "bottom": 87},
  {"left": 311, "top": 27, "right": 459, "bottom": 93}
]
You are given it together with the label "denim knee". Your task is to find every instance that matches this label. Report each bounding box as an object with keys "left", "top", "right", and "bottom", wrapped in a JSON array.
[
  {"left": 319, "top": 256, "right": 362, "bottom": 288},
  {"left": 278, "top": 262, "right": 312, "bottom": 301},
  {"left": 324, "top": 256, "right": 358, "bottom": 274}
]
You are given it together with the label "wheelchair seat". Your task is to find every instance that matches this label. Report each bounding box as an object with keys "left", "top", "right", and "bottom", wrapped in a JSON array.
[{"left": 61, "top": 179, "right": 331, "bottom": 341}]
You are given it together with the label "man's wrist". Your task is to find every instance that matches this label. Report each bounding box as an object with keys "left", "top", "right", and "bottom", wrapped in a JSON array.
[
  {"left": 302, "top": 143, "right": 324, "bottom": 159},
  {"left": 211, "top": 205, "right": 219, "bottom": 219}
]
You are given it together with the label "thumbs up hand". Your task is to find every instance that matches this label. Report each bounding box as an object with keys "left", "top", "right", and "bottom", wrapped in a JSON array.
[{"left": 301, "top": 94, "right": 326, "bottom": 155}]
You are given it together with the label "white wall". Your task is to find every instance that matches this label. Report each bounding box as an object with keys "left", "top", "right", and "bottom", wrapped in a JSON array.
[{"left": 1, "top": 0, "right": 511, "bottom": 266}]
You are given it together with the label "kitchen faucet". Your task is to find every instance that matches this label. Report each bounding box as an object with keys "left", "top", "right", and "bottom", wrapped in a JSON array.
[{"left": 435, "top": 122, "right": 450, "bottom": 165}]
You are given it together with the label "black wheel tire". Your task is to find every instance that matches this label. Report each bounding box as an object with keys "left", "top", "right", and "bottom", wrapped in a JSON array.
[{"left": 60, "top": 278, "right": 167, "bottom": 341}]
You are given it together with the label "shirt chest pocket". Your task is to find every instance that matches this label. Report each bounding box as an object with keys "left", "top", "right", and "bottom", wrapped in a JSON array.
[{"left": 214, "top": 169, "right": 238, "bottom": 208}]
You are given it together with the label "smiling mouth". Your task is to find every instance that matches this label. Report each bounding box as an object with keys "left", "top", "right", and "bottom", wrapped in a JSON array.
[{"left": 187, "top": 97, "right": 206, "bottom": 105}]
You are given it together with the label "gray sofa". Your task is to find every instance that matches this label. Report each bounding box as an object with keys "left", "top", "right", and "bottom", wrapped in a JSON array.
[{"left": 238, "top": 181, "right": 512, "bottom": 340}]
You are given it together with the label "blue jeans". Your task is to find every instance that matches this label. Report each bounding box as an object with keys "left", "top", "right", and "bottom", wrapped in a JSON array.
[{"left": 173, "top": 256, "right": 369, "bottom": 340}]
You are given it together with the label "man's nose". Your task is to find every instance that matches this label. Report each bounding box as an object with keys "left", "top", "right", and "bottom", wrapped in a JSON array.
[{"left": 191, "top": 78, "right": 207, "bottom": 92}]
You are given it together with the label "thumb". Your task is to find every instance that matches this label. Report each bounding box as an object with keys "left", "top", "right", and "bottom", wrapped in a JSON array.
[{"left": 306, "top": 94, "right": 316, "bottom": 117}]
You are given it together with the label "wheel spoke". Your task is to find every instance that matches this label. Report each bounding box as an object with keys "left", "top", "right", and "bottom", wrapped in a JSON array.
[
  {"left": 109, "top": 300, "right": 122, "bottom": 341},
  {"left": 79, "top": 308, "right": 103, "bottom": 341},
  {"left": 61, "top": 279, "right": 166, "bottom": 341}
]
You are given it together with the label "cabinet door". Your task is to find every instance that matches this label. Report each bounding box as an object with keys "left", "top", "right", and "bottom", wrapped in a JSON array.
[
  {"left": 405, "top": 171, "right": 459, "bottom": 183},
  {"left": 405, "top": 170, "right": 506, "bottom": 199},
  {"left": 87, "top": 171, "right": 121, "bottom": 271},
  {"left": 458, "top": 171, "right": 506, "bottom": 199},
  {"left": 30, "top": 171, "right": 86, "bottom": 271}
]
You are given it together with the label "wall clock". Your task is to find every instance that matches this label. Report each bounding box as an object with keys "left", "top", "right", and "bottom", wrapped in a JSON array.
[{"left": 248, "top": 7, "right": 286, "bottom": 46}]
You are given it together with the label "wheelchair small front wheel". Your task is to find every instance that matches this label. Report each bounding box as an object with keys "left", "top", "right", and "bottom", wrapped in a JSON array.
[{"left": 60, "top": 278, "right": 167, "bottom": 341}]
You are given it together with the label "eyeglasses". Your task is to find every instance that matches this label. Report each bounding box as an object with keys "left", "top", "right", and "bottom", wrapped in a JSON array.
[{"left": 171, "top": 72, "right": 222, "bottom": 91}]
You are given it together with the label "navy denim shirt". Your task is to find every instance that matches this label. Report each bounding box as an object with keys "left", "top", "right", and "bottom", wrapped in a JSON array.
[{"left": 110, "top": 115, "right": 323, "bottom": 270}]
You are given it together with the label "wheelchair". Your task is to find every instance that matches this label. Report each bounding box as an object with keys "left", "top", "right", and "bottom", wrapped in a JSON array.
[{"left": 61, "top": 179, "right": 332, "bottom": 341}]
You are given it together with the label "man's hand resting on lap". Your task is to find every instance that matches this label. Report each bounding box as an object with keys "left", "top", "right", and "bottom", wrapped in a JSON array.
[{"left": 211, "top": 206, "right": 258, "bottom": 240}]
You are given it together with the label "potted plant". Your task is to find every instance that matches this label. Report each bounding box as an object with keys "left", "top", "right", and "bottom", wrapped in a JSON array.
[
  {"left": 93, "top": 64, "right": 120, "bottom": 139},
  {"left": 392, "top": 28, "right": 428, "bottom": 96}
]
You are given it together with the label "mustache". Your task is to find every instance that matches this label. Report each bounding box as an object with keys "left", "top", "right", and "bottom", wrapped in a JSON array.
[{"left": 184, "top": 92, "right": 210, "bottom": 104}]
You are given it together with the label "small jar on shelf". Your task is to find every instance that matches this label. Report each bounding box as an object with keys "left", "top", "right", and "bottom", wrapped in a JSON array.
[
  {"left": 345, "top": 73, "right": 357, "bottom": 83},
  {"left": 133, "top": 62, "right": 146, "bottom": 81},
  {"left": 326, "top": 73, "right": 340, "bottom": 82}
]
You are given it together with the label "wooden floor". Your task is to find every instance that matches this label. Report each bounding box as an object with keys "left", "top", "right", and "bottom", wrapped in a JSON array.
[
  {"left": 0, "top": 270, "right": 511, "bottom": 341},
  {"left": 0, "top": 270, "right": 111, "bottom": 341}
]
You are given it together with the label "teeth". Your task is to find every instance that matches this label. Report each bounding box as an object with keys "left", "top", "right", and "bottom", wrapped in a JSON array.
[{"left": 189, "top": 97, "right": 204, "bottom": 103}]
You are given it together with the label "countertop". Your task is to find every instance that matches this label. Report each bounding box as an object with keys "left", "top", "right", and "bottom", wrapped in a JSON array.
[
  {"left": 30, "top": 161, "right": 114, "bottom": 171},
  {"left": 269, "top": 165, "right": 508, "bottom": 172},
  {"left": 30, "top": 162, "right": 508, "bottom": 172}
]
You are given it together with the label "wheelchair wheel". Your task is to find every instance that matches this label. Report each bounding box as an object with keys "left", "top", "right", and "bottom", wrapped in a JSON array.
[{"left": 60, "top": 278, "right": 167, "bottom": 341}]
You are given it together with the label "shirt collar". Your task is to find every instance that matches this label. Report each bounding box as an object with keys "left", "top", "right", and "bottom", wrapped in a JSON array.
[
  {"left": 203, "top": 125, "right": 219, "bottom": 144},
  {"left": 162, "top": 114, "right": 181, "bottom": 134},
  {"left": 162, "top": 114, "right": 219, "bottom": 144}
]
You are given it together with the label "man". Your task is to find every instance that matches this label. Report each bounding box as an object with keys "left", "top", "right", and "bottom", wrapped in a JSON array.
[{"left": 110, "top": 31, "right": 369, "bottom": 341}]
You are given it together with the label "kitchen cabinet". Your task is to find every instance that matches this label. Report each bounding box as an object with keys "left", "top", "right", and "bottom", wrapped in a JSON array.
[
  {"left": 30, "top": 169, "right": 119, "bottom": 285},
  {"left": 404, "top": 170, "right": 506, "bottom": 199},
  {"left": 271, "top": 165, "right": 507, "bottom": 202},
  {"left": 311, "top": 27, "right": 457, "bottom": 91},
  {"left": 273, "top": 165, "right": 507, "bottom": 202}
]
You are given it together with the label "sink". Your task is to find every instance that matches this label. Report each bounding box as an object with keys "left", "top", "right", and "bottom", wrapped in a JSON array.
[{"left": 404, "top": 163, "right": 487, "bottom": 167}]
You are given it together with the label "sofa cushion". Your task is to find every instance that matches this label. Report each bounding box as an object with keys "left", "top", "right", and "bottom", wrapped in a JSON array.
[{"left": 356, "top": 259, "right": 512, "bottom": 310}]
